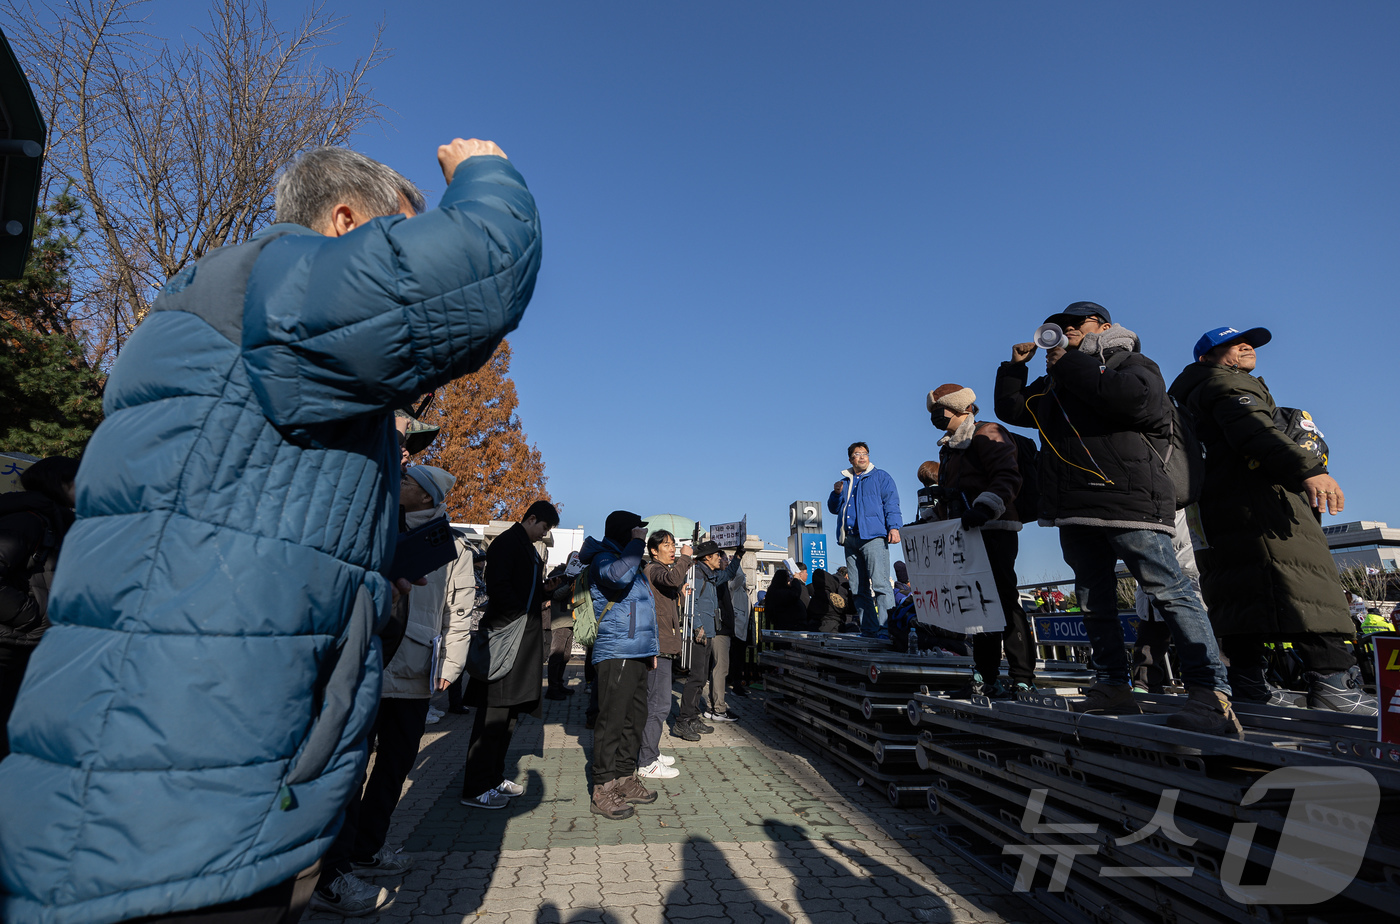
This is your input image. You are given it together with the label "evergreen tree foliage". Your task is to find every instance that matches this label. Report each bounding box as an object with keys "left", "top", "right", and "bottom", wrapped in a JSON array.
[
  {"left": 0, "top": 195, "right": 105, "bottom": 456},
  {"left": 419, "top": 341, "right": 550, "bottom": 522}
]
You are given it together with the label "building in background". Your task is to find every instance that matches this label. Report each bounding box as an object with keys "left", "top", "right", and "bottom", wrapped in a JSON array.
[{"left": 1324, "top": 521, "right": 1400, "bottom": 572}]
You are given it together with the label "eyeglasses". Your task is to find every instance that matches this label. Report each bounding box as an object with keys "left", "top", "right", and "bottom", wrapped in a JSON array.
[{"left": 1063, "top": 316, "right": 1103, "bottom": 329}]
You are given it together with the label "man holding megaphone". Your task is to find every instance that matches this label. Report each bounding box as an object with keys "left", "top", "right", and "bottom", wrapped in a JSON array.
[{"left": 994, "top": 302, "right": 1242, "bottom": 738}]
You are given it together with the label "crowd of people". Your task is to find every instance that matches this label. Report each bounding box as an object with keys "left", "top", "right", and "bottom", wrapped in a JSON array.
[
  {"left": 0, "top": 125, "right": 1389, "bottom": 924},
  {"left": 829, "top": 301, "right": 1379, "bottom": 742}
]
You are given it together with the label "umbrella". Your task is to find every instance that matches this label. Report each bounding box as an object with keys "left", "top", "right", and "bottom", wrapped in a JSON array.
[{"left": 642, "top": 513, "right": 699, "bottom": 542}]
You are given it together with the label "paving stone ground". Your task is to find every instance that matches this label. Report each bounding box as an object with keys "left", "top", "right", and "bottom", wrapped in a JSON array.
[{"left": 306, "top": 666, "right": 1046, "bottom": 924}]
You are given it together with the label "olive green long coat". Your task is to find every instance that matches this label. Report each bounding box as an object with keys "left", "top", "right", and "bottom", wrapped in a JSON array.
[{"left": 1168, "top": 362, "right": 1353, "bottom": 638}]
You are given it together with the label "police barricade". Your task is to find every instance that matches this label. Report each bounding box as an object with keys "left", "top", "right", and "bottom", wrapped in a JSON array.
[
  {"left": 759, "top": 630, "right": 1093, "bottom": 807},
  {"left": 907, "top": 691, "right": 1400, "bottom": 923}
]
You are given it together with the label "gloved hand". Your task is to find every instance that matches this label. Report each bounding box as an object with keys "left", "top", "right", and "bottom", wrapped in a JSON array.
[{"left": 960, "top": 503, "right": 995, "bottom": 531}]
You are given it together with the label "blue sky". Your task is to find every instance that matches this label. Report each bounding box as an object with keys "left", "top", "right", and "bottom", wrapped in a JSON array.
[{"left": 180, "top": 2, "right": 1400, "bottom": 580}]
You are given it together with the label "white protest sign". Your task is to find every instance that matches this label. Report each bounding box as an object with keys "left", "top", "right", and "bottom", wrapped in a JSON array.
[
  {"left": 900, "top": 520, "right": 1005, "bottom": 634},
  {"left": 709, "top": 516, "right": 747, "bottom": 548}
]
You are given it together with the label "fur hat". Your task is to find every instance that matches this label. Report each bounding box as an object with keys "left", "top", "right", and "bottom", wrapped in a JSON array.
[
  {"left": 926, "top": 383, "right": 976, "bottom": 414},
  {"left": 405, "top": 464, "right": 454, "bottom": 507}
]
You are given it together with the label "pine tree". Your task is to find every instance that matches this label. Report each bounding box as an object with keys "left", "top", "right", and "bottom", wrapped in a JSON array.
[
  {"left": 0, "top": 195, "right": 105, "bottom": 457},
  {"left": 419, "top": 341, "right": 550, "bottom": 521}
]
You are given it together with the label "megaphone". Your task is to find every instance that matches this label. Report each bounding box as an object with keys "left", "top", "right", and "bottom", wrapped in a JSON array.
[{"left": 1034, "top": 322, "right": 1069, "bottom": 350}]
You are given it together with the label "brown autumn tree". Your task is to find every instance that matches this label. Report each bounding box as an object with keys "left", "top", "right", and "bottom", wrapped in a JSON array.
[{"left": 419, "top": 340, "right": 550, "bottom": 522}]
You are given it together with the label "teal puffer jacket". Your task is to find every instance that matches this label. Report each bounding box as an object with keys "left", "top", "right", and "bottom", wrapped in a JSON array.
[{"left": 0, "top": 156, "right": 540, "bottom": 924}]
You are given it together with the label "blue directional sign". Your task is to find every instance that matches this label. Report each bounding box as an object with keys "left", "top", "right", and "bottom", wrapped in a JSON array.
[{"left": 801, "top": 534, "right": 827, "bottom": 576}]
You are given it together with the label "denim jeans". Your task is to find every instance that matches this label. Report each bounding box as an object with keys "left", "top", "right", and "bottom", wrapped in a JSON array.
[
  {"left": 1058, "top": 525, "right": 1229, "bottom": 693},
  {"left": 844, "top": 535, "right": 893, "bottom": 635}
]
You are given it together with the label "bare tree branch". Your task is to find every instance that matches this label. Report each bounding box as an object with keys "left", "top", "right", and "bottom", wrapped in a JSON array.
[{"left": 2, "top": 0, "right": 389, "bottom": 365}]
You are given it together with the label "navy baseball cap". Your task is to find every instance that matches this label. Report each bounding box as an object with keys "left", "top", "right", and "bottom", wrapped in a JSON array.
[
  {"left": 1193, "top": 326, "right": 1272, "bottom": 361},
  {"left": 1043, "top": 301, "right": 1111, "bottom": 326}
]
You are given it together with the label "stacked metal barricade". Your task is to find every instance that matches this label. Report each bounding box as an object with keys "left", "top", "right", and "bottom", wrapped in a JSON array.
[
  {"left": 760, "top": 631, "right": 1095, "bottom": 807},
  {"left": 907, "top": 690, "right": 1400, "bottom": 924}
]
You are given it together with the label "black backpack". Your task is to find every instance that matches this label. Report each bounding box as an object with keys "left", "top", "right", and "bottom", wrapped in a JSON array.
[
  {"left": 1105, "top": 353, "right": 1204, "bottom": 509},
  {"left": 998, "top": 425, "right": 1042, "bottom": 523}
]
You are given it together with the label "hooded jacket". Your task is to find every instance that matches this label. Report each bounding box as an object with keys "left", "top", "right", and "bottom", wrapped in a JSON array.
[
  {"left": 827, "top": 465, "right": 902, "bottom": 545},
  {"left": 0, "top": 156, "right": 539, "bottom": 924},
  {"left": 994, "top": 325, "right": 1175, "bottom": 533},
  {"left": 935, "top": 416, "right": 1023, "bottom": 531},
  {"left": 644, "top": 553, "right": 692, "bottom": 657},
  {"left": 1168, "top": 361, "right": 1353, "bottom": 637},
  {"left": 581, "top": 536, "right": 661, "bottom": 662}
]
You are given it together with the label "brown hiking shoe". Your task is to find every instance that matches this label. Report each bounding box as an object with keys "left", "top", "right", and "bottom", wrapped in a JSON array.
[
  {"left": 591, "top": 780, "right": 635, "bottom": 820},
  {"left": 1166, "top": 687, "right": 1244, "bottom": 738},
  {"left": 1070, "top": 683, "right": 1142, "bottom": 715},
  {"left": 616, "top": 774, "right": 659, "bottom": 804}
]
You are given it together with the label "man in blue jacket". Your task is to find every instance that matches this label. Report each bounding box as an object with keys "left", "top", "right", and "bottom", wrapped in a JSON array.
[
  {"left": 828, "top": 442, "right": 903, "bottom": 636},
  {"left": 580, "top": 511, "right": 661, "bottom": 820},
  {"left": 0, "top": 139, "right": 541, "bottom": 924}
]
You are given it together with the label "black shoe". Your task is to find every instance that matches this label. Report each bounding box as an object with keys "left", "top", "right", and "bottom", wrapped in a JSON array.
[
  {"left": 730, "top": 686, "right": 751, "bottom": 698},
  {"left": 545, "top": 688, "right": 570, "bottom": 700},
  {"left": 689, "top": 717, "right": 714, "bottom": 734},
  {"left": 671, "top": 721, "right": 701, "bottom": 741}
]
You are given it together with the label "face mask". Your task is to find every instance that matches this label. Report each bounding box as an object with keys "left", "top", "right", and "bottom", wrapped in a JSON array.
[{"left": 930, "top": 410, "right": 953, "bottom": 430}]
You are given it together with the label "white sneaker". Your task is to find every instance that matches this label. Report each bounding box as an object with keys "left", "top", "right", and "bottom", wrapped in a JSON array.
[
  {"left": 309, "top": 872, "right": 390, "bottom": 916},
  {"left": 704, "top": 710, "right": 738, "bottom": 723},
  {"left": 496, "top": 778, "right": 525, "bottom": 797},
  {"left": 637, "top": 759, "right": 680, "bottom": 779},
  {"left": 657, "top": 754, "right": 676, "bottom": 767},
  {"left": 424, "top": 711, "right": 441, "bottom": 725},
  {"left": 461, "top": 788, "right": 510, "bottom": 809},
  {"left": 427, "top": 705, "right": 445, "bottom": 719}
]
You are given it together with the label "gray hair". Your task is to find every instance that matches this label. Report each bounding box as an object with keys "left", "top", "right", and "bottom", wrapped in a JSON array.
[{"left": 274, "top": 147, "right": 426, "bottom": 229}]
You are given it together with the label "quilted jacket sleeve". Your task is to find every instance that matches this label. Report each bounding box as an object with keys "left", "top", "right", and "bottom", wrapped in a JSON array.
[
  {"left": 242, "top": 155, "right": 541, "bottom": 426},
  {"left": 1200, "top": 377, "right": 1326, "bottom": 488}
]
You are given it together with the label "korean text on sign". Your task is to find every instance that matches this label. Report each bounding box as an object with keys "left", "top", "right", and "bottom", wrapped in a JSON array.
[{"left": 899, "top": 520, "right": 1005, "bottom": 635}]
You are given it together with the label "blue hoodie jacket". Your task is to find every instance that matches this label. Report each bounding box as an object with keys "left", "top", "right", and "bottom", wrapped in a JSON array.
[
  {"left": 827, "top": 465, "right": 902, "bottom": 545},
  {"left": 0, "top": 156, "right": 540, "bottom": 924},
  {"left": 579, "top": 536, "right": 660, "bottom": 662}
]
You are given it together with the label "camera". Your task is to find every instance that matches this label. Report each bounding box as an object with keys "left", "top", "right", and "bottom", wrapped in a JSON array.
[{"left": 915, "top": 484, "right": 945, "bottom": 524}]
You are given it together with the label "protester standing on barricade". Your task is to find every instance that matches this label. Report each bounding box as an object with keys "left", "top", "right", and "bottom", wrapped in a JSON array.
[
  {"left": 1169, "top": 326, "right": 1375, "bottom": 714},
  {"left": 581, "top": 511, "right": 662, "bottom": 819},
  {"left": 927, "top": 383, "right": 1037, "bottom": 698},
  {"left": 0, "top": 456, "right": 78, "bottom": 759},
  {"left": 0, "top": 138, "right": 540, "bottom": 924},
  {"left": 460, "top": 501, "right": 560, "bottom": 810},
  {"left": 310, "top": 464, "right": 474, "bottom": 910},
  {"left": 640, "top": 530, "right": 691, "bottom": 762},
  {"left": 828, "top": 443, "right": 902, "bottom": 637},
  {"left": 679, "top": 538, "right": 745, "bottom": 728},
  {"left": 995, "top": 301, "right": 1242, "bottom": 737}
]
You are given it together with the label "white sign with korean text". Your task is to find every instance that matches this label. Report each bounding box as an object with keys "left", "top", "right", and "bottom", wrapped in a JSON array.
[
  {"left": 709, "top": 517, "right": 747, "bottom": 549},
  {"left": 900, "top": 520, "right": 1005, "bottom": 634}
]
